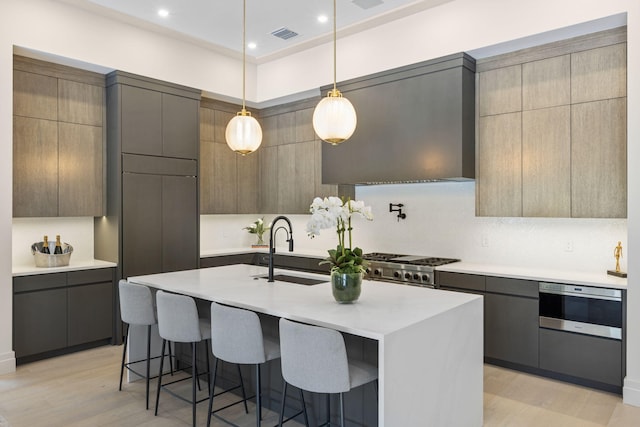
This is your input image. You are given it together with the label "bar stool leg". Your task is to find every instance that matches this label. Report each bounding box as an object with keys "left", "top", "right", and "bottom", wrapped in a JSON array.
[
  {"left": 279, "top": 381, "right": 288, "bottom": 426},
  {"left": 237, "top": 364, "right": 249, "bottom": 414},
  {"left": 326, "top": 394, "right": 331, "bottom": 426},
  {"left": 192, "top": 342, "right": 197, "bottom": 427},
  {"left": 339, "top": 392, "right": 345, "bottom": 427},
  {"left": 119, "top": 323, "right": 128, "bottom": 391},
  {"left": 154, "top": 339, "right": 167, "bottom": 416},
  {"left": 255, "top": 364, "right": 261, "bottom": 427},
  {"left": 206, "top": 358, "right": 219, "bottom": 427},
  {"left": 299, "top": 389, "right": 309, "bottom": 427},
  {"left": 145, "top": 325, "right": 152, "bottom": 410}
]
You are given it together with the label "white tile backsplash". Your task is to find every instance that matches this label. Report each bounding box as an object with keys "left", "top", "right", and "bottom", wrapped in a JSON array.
[{"left": 14, "top": 182, "right": 627, "bottom": 276}]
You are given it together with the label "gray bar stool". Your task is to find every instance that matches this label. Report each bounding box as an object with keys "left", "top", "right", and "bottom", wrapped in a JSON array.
[
  {"left": 207, "top": 302, "right": 281, "bottom": 427},
  {"left": 118, "top": 280, "right": 173, "bottom": 410},
  {"left": 278, "top": 318, "right": 378, "bottom": 427},
  {"left": 154, "top": 290, "right": 211, "bottom": 427}
]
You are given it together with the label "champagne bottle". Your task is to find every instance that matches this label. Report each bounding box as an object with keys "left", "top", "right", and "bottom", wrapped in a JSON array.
[
  {"left": 54, "top": 235, "right": 63, "bottom": 255},
  {"left": 42, "top": 235, "right": 50, "bottom": 254}
]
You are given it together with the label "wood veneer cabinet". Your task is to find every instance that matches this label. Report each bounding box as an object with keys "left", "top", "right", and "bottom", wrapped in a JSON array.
[
  {"left": 199, "top": 98, "right": 259, "bottom": 214},
  {"left": 476, "top": 27, "right": 627, "bottom": 218},
  {"left": 199, "top": 97, "right": 353, "bottom": 215},
  {"left": 12, "top": 56, "right": 105, "bottom": 217}
]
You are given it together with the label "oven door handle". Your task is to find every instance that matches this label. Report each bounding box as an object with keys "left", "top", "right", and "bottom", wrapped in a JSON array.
[{"left": 539, "top": 282, "right": 622, "bottom": 301}]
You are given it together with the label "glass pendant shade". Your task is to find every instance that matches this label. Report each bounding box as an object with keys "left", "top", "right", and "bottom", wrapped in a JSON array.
[
  {"left": 312, "top": 90, "right": 357, "bottom": 145},
  {"left": 225, "top": 111, "right": 262, "bottom": 155}
]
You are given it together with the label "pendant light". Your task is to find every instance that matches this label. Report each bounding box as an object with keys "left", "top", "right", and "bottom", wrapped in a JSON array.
[
  {"left": 312, "top": 0, "right": 357, "bottom": 145},
  {"left": 226, "top": 0, "right": 262, "bottom": 155}
]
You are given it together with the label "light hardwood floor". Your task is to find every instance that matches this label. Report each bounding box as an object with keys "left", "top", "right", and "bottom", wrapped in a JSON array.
[{"left": 1, "top": 345, "right": 639, "bottom": 426}]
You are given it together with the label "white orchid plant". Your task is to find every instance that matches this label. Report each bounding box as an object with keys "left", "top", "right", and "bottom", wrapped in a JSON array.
[{"left": 307, "top": 197, "right": 373, "bottom": 274}]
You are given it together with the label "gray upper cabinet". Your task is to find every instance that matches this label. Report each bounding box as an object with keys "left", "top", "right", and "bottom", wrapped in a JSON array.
[
  {"left": 476, "top": 27, "right": 627, "bottom": 218},
  {"left": 98, "top": 71, "right": 200, "bottom": 285},
  {"left": 121, "top": 85, "right": 163, "bottom": 156},
  {"left": 12, "top": 56, "right": 105, "bottom": 217},
  {"left": 322, "top": 53, "right": 475, "bottom": 184}
]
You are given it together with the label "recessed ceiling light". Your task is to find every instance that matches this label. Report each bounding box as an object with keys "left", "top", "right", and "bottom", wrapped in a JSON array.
[
  {"left": 317, "top": 15, "right": 328, "bottom": 24},
  {"left": 247, "top": 42, "right": 257, "bottom": 49},
  {"left": 158, "top": 9, "right": 170, "bottom": 18}
]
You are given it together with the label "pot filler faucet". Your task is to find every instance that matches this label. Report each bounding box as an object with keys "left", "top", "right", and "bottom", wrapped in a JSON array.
[{"left": 268, "top": 215, "right": 294, "bottom": 282}]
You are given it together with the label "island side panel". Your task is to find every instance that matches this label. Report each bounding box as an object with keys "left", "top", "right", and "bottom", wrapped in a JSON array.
[{"left": 379, "top": 296, "right": 483, "bottom": 426}]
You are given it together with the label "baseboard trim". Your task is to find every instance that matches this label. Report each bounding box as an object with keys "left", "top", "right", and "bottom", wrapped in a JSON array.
[
  {"left": 0, "top": 351, "right": 16, "bottom": 374},
  {"left": 623, "top": 377, "right": 640, "bottom": 407}
]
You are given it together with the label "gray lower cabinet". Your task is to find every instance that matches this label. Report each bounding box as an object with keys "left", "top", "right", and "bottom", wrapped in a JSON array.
[
  {"left": 200, "top": 253, "right": 256, "bottom": 268},
  {"left": 539, "top": 328, "right": 622, "bottom": 388},
  {"left": 484, "top": 277, "right": 539, "bottom": 368},
  {"left": 13, "top": 268, "right": 115, "bottom": 362}
]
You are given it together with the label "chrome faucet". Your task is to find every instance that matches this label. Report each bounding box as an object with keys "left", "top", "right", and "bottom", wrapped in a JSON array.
[{"left": 268, "top": 215, "right": 294, "bottom": 282}]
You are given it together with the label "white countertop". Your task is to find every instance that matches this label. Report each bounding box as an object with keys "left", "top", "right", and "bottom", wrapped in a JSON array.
[
  {"left": 129, "top": 264, "right": 480, "bottom": 340},
  {"left": 437, "top": 262, "right": 627, "bottom": 290},
  {"left": 13, "top": 259, "right": 117, "bottom": 277},
  {"left": 127, "top": 264, "right": 484, "bottom": 426}
]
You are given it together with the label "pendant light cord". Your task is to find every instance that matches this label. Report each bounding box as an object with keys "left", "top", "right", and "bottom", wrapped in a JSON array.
[
  {"left": 333, "top": 0, "right": 337, "bottom": 92},
  {"left": 242, "top": 0, "right": 247, "bottom": 111}
]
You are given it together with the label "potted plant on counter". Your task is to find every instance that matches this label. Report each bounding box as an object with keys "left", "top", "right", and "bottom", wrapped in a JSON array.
[
  {"left": 244, "top": 217, "right": 270, "bottom": 248},
  {"left": 307, "top": 196, "right": 373, "bottom": 303}
]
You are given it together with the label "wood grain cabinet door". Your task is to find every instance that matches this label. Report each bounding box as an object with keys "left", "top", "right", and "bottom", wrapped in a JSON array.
[
  {"left": 12, "top": 116, "right": 59, "bottom": 217},
  {"left": 121, "top": 85, "right": 162, "bottom": 156},
  {"left": 162, "top": 93, "right": 199, "bottom": 159},
  {"left": 162, "top": 175, "right": 198, "bottom": 273}
]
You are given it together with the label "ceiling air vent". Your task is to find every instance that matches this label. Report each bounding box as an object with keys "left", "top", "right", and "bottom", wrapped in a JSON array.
[{"left": 270, "top": 27, "right": 299, "bottom": 40}]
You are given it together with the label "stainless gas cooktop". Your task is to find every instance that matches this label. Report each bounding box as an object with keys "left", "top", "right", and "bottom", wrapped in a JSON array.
[{"left": 362, "top": 252, "right": 460, "bottom": 287}]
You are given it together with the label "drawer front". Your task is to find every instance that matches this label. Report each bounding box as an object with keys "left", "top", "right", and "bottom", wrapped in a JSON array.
[
  {"left": 436, "top": 271, "right": 486, "bottom": 292},
  {"left": 68, "top": 268, "right": 114, "bottom": 286},
  {"left": 486, "top": 276, "right": 538, "bottom": 298},
  {"left": 539, "top": 328, "right": 622, "bottom": 386},
  {"left": 13, "top": 273, "right": 67, "bottom": 293}
]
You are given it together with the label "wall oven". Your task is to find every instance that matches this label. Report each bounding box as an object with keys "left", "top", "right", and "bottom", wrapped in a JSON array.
[{"left": 539, "top": 282, "right": 622, "bottom": 340}]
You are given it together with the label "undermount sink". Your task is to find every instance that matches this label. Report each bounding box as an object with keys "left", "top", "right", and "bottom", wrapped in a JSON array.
[{"left": 257, "top": 274, "right": 328, "bottom": 286}]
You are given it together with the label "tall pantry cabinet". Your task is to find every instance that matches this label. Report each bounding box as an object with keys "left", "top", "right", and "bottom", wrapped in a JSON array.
[{"left": 95, "top": 71, "right": 200, "bottom": 288}]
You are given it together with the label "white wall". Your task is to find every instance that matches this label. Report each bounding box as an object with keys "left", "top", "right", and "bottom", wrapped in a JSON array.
[{"left": 3, "top": 0, "right": 640, "bottom": 408}]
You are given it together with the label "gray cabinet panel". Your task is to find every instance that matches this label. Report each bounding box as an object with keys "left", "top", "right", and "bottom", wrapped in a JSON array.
[
  {"left": 436, "top": 271, "right": 485, "bottom": 292},
  {"left": 162, "top": 93, "right": 199, "bottom": 159},
  {"left": 200, "top": 253, "right": 256, "bottom": 268},
  {"left": 67, "top": 268, "right": 113, "bottom": 286},
  {"left": 121, "top": 85, "right": 162, "bottom": 156},
  {"left": 323, "top": 60, "right": 475, "bottom": 183},
  {"left": 539, "top": 328, "right": 621, "bottom": 386},
  {"left": 122, "top": 173, "right": 163, "bottom": 278},
  {"left": 67, "top": 282, "right": 113, "bottom": 346},
  {"left": 485, "top": 293, "right": 538, "bottom": 368},
  {"left": 13, "top": 288, "right": 67, "bottom": 356},
  {"left": 162, "top": 176, "right": 199, "bottom": 273},
  {"left": 14, "top": 272, "right": 67, "bottom": 292},
  {"left": 486, "top": 276, "right": 538, "bottom": 298}
]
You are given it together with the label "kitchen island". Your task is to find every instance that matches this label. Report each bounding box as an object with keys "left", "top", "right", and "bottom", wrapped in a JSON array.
[{"left": 128, "top": 264, "right": 483, "bottom": 426}]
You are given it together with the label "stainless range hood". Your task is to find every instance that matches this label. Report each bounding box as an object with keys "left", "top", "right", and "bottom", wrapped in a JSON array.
[{"left": 321, "top": 52, "right": 476, "bottom": 185}]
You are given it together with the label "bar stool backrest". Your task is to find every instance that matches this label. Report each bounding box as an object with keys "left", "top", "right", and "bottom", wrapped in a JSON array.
[
  {"left": 156, "top": 291, "right": 203, "bottom": 343},
  {"left": 210, "top": 302, "right": 266, "bottom": 364},
  {"left": 279, "top": 318, "right": 350, "bottom": 394},
  {"left": 119, "top": 280, "right": 156, "bottom": 326}
]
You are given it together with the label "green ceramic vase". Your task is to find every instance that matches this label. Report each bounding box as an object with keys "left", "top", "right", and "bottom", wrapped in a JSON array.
[{"left": 331, "top": 271, "right": 363, "bottom": 303}]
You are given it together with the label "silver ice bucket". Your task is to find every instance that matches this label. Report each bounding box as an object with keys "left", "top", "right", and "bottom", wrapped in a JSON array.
[{"left": 31, "top": 241, "right": 73, "bottom": 268}]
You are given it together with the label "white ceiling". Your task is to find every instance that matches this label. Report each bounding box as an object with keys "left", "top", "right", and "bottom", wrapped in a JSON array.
[{"left": 58, "top": 0, "right": 452, "bottom": 62}]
